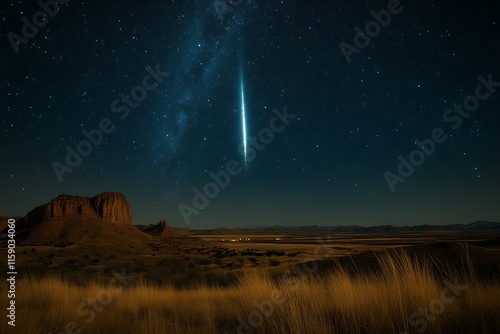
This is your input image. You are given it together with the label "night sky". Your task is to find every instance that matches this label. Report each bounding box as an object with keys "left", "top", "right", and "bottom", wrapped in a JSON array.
[{"left": 1, "top": 0, "right": 499, "bottom": 228}]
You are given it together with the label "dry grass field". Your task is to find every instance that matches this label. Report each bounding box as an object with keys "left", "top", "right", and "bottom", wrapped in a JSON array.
[{"left": 2, "top": 245, "right": 500, "bottom": 334}]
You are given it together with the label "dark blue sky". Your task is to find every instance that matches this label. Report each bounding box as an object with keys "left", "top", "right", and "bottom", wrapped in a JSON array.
[{"left": 1, "top": 0, "right": 499, "bottom": 228}]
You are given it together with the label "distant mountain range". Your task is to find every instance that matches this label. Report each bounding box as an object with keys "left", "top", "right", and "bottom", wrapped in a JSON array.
[{"left": 191, "top": 221, "right": 500, "bottom": 235}]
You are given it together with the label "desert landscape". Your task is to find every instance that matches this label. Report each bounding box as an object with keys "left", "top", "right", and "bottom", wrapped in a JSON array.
[
  {"left": 1, "top": 192, "right": 499, "bottom": 334},
  {"left": 3, "top": 1, "right": 500, "bottom": 333}
]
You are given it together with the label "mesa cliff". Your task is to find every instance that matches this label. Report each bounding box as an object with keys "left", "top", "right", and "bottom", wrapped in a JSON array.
[
  {"left": 22, "top": 192, "right": 132, "bottom": 226},
  {"left": 7, "top": 192, "right": 148, "bottom": 247}
]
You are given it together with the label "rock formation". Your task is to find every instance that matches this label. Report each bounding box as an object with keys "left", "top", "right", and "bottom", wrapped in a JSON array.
[
  {"left": 2, "top": 192, "right": 139, "bottom": 247},
  {"left": 23, "top": 192, "right": 132, "bottom": 226},
  {"left": 136, "top": 219, "right": 179, "bottom": 237},
  {"left": 90, "top": 192, "right": 133, "bottom": 224}
]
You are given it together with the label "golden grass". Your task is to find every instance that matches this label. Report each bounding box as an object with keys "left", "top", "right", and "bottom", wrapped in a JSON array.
[{"left": 2, "top": 250, "right": 499, "bottom": 334}]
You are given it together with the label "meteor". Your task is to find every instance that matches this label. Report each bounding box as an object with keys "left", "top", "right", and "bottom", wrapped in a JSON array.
[{"left": 240, "top": 73, "right": 248, "bottom": 167}]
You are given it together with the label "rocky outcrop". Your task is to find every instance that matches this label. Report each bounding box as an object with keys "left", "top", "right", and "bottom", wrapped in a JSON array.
[
  {"left": 23, "top": 192, "right": 132, "bottom": 225},
  {"left": 0, "top": 192, "right": 160, "bottom": 248},
  {"left": 136, "top": 219, "right": 179, "bottom": 237},
  {"left": 158, "top": 219, "right": 168, "bottom": 228},
  {"left": 91, "top": 192, "right": 133, "bottom": 224}
]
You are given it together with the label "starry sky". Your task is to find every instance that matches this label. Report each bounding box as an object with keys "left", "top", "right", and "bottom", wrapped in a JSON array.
[{"left": 1, "top": 0, "right": 499, "bottom": 229}]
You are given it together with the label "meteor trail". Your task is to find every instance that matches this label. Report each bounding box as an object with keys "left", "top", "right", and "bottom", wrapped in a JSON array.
[{"left": 240, "top": 71, "right": 248, "bottom": 167}]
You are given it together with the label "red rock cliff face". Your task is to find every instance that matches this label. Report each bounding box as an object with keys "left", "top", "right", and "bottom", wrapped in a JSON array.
[
  {"left": 35, "top": 192, "right": 132, "bottom": 224},
  {"left": 91, "top": 192, "right": 132, "bottom": 224}
]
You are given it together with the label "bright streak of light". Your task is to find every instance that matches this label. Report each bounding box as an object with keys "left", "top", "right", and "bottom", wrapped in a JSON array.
[{"left": 240, "top": 76, "right": 248, "bottom": 167}]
